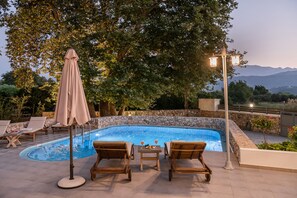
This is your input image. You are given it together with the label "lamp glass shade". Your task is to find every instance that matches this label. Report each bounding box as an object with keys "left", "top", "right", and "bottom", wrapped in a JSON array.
[
  {"left": 209, "top": 56, "right": 218, "bottom": 67},
  {"left": 231, "top": 55, "right": 240, "bottom": 66}
]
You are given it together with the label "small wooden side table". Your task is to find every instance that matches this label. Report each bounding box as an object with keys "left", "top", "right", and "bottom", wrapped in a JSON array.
[{"left": 138, "top": 146, "right": 162, "bottom": 171}]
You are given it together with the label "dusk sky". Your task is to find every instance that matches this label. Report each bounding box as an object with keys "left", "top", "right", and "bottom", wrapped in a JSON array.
[
  {"left": 228, "top": 0, "right": 297, "bottom": 68},
  {"left": 0, "top": 0, "right": 297, "bottom": 76}
]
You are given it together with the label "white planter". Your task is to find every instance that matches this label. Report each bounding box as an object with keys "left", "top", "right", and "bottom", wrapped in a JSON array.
[{"left": 240, "top": 148, "right": 297, "bottom": 170}]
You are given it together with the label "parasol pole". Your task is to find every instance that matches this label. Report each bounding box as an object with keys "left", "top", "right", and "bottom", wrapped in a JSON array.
[
  {"left": 69, "top": 125, "right": 74, "bottom": 180},
  {"left": 57, "top": 124, "right": 86, "bottom": 189}
]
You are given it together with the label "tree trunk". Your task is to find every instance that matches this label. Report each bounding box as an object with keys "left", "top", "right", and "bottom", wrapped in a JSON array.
[
  {"left": 100, "top": 101, "right": 110, "bottom": 117},
  {"left": 87, "top": 102, "right": 97, "bottom": 117},
  {"left": 109, "top": 103, "right": 117, "bottom": 116},
  {"left": 184, "top": 92, "right": 189, "bottom": 109},
  {"left": 118, "top": 106, "right": 126, "bottom": 115}
]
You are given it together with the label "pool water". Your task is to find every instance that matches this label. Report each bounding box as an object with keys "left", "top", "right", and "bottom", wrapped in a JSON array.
[{"left": 20, "top": 125, "right": 225, "bottom": 161}]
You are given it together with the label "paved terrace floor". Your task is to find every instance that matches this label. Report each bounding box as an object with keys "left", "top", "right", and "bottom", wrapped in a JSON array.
[{"left": 0, "top": 130, "right": 296, "bottom": 198}]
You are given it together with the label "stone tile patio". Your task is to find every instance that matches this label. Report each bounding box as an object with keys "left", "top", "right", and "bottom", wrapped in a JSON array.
[{"left": 0, "top": 130, "right": 297, "bottom": 198}]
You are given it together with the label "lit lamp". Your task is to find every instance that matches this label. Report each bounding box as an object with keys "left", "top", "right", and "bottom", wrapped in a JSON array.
[
  {"left": 231, "top": 55, "right": 240, "bottom": 66},
  {"left": 249, "top": 103, "right": 254, "bottom": 113},
  {"left": 209, "top": 56, "right": 218, "bottom": 68},
  {"left": 209, "top": 46, "right": 240, "bottom": 170}
]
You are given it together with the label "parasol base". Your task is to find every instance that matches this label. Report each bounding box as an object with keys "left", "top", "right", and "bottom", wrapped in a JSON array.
[{"left": 57, "top": 176, "right": 86, "bottom": 189}]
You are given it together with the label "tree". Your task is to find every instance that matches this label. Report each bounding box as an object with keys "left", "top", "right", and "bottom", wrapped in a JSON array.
[
  {"left": 11, "top": 94, "right": 30, "bottom": 121},
  {"left": 0, "top": 84, "right": 18, "bottom": 96},
  {"left": 0, "top": 69, "right": 56, "bottom": 113},
  {"left": 271, "top": 92, "right": 296, "bottom": 103},
  {"left": 152, "top": 94, "right": 184, "bottom": 110},
  {"left": 228, "top": 80, "right": 253, "bottom": 104},
  {"left": 2, "top": 0, "right": 169, "bottom": 115},
  {"left": 253, "top": 85, "right": 271, "bottom": 102},
  {"left": 253, "top": 85, "right": 269, "bottom": 95},
  {"left": 1, "top": 0, "right": 240, "bottom": 114},
  {"left": 142, "top": 0, "right": 239, "bottom": 109},
  {"left": 251, "top": 116, "right": 276, "bottom": 148},
  {"left": 0, "top": 84, "right": 19, "bottom": 119},
  {"left": 0, "top": 71, "right": 16, "bottom": 85}
]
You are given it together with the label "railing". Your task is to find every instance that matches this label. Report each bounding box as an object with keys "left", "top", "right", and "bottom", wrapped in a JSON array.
[{"left": 218, "top": 104, "right": 282, "bottom": 115}]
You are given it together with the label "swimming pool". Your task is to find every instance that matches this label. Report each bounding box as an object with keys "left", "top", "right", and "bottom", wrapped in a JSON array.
[{"left": 20, "top": 125, "right": 225, "bottom": 161}]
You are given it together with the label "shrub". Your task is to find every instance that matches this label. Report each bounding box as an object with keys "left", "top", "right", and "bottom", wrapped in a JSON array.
[
  {"left": 251, "top": 116, "right": 276, "bottom": 148},
  {"left": 288, "top": 126, "right": 297, "bottom": 147},
  {"left": 257, "top": 125, "right": 297, "bottom": 152}
]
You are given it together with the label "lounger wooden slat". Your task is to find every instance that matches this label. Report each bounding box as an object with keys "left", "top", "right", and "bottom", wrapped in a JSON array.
[
  {"left": 164, "top": 141, "right": 212, "bottom": 182},
  {"left": 90, "top": 141, "right": 134, "bottom": 181},
  {"left": 21, "top": 117, "right": 46, "bottom": 141}
]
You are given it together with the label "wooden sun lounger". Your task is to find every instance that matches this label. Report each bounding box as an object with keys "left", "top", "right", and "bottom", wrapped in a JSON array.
[
  {"left": 164, "top": 141, "right": 212, "bottom": 182},
  {"left": 90, "top": 141, "right": 134, "bottom": 181},
  {"left": 21, "top": 117, "right": 46, "bottom": 141},
  {"left": 0, "top": 120, "right": 22, "bottom": 148}
]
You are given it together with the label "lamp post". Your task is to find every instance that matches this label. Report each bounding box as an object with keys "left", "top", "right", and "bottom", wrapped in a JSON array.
[{"left": 209, "top": 47, "right": 240, "bottom": 170}]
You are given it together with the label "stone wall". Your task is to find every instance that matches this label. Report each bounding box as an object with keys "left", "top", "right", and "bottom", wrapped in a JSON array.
[
  {"left": 42, "top": 109, "right": 281, "bottom": 134},
  {"left": 95, "top": 116, "right": 257, "bottom": 161},
  {"left": 124, "top": 110, "right": 280, "bottom": 135}
]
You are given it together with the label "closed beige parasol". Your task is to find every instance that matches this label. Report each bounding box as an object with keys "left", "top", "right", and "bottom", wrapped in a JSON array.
[
  {"left": 55, "top": 48, "right": 91, "bottom": 189},
  {"left": 55, "top": 48, "right": 90, "bottom": 126}
]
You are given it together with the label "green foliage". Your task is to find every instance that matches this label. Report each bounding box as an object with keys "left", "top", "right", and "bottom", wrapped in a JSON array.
[
  {"left": 251, "top": 116, "right": 275, "bottom": 131},
  {"left": 257, "top": 125, "right": 297, "bottom": 152},
  {"left": 0, "top": 84, "right": 19, "bottom": 97},
  {"left": 11, "top": 95, "right": 30, "bottom": 121},
  {"left": 14, "top": 68, "right": 35, "bottom": 90},
  {"left": 152, "top": 95, "right": 184, "bottom": 110},
  {"left": 257, "top": 141, "right": 297, "bottom": 152},
  {"left": 271, "top": 92, "right": 296, "bottom": 103},
  {"left": 0, "top": 71, "right": 55, "bottom": 120},
  {"left": 0, "top": 71, "right": 16, "bottom": 85},
  {"left": 251, "top": 116, "right": 276, "bottom": 147},
  {"left": 35, "top": 102, "right": 45, "bottom": 116},
  {"left": 253, "top": 85, "right": 269, "bottom": 95},
  {"left": 253, "top": 85, "right": 271, "bottom": 102},
  {"left": 259, "top": 126, "right": 297, "bottom": 152},
  {"left": 1, "top": 0, "right": 239, "bottom": 113},
  {"left": 0, "top": 84, "right": 19, "bottom": 119},
  {"left": 288, "top": 126, "right": 297, "bottom": 147},
  {"left": 228, "top": 80, "right": 253, "bottom": 104},
  {"left": 197, "top": 90, "right": 224, "bottom": 105}
]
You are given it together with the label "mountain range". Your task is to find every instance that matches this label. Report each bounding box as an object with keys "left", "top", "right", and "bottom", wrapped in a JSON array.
[
  {"left": 214, "top": 65, "right": 297, "bottom": 94},
  {"left": 234, "top": 65, "right": 297, "bottom": 76}
]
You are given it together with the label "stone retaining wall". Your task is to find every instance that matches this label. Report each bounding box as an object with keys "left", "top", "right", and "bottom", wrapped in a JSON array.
[
  {"left": 42, "top": 109, "right": 281, "bottom": 134},
  {"left": 95, "top": 116, "right": 257, "bottom": 161},
  {"left": 124, "top": 110, "right": 280, "bottom": 135}
]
